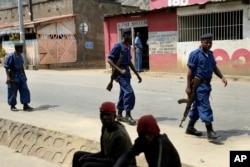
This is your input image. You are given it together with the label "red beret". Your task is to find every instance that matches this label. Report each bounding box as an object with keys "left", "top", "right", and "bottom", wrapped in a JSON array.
[
  {"left": 99, "top": 102, "right": 116, "bottom": 113},
  {"left": 137, "top": 115, "right": 160, "bottom": 136}
]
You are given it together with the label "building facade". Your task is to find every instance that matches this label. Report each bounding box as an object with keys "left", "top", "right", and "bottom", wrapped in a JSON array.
[
  {"left": 104, "top": 0, "right": 250, "bottom": 75},
  {"left": 0, "top": 0, "right": 140, "bottom": 68}
]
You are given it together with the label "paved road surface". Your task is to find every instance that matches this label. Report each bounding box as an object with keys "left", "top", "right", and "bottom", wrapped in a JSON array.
[{"left": 0, "top": 67, "right": 249, "bottom": 167}]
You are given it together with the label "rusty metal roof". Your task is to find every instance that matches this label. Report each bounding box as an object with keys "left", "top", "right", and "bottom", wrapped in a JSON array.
[{"left": 0, "top": 14, "right": 76, "bottom": 35}]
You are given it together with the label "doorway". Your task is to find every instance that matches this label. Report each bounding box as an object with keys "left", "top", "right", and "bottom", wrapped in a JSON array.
[{"left": 134, "top": 27, "right": 149, "bottom": 70}]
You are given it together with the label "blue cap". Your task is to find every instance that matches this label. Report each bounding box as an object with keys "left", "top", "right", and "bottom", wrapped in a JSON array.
[
  {"left": 122, "top": 28, "right": 131, "bottom": 35},
  {"left": 201, "top": 33, "right": 213, "bottom": 40}
]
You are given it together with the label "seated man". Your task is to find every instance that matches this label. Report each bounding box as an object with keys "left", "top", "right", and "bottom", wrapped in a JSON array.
[
  {"left": 113, "top": 114, "right": 181, "bottom": 167},
  {"left": 72, "top": 101, "right": 136, "bottom": 167}
]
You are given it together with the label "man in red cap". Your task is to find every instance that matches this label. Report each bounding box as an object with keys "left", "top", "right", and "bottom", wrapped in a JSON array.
[
  {"left": 113, "top": 115, "right": 181, "bottom": 167},
  {"left": 72, "top": 102, "right": 136, "bottom": 167}
]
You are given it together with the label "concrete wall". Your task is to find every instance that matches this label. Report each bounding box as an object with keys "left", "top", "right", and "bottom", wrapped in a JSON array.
[
  {"left": 32, "top": 0, "right": 73, "bottom": 19},
  {"left": 73, "top": 0, "right": 141, "bottom": 69},
  {"left": 147, "top": 9, "right": 177, "bottom": 71},
  {"left": 0, "top": 0, "right": 73, "bottom": 24},
  {"left": 117, "top": 0, "right": 150, "bottom": 10}
]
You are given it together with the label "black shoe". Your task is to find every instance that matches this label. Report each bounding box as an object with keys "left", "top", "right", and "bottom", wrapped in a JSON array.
[
  {"left": 207, "top": 131, "right": 220, "bottom": 140},
  {"left": 186, "top": 127, "right": 203, "bottom": 136},
  {"left": 117, "top": 115, "right": 126, "bottom": 122},
  {"left": 206, "top": 123, "right": 220, "bottom": 140},
  {"left": 11, "top": 106, "right": 19, "bottom": 112},
  {"left": 185, "top": 120, "right": 202, "bottom": 136},
  {"left": 124, "top": 116, "right": 136, "bottom": 125},
  {"left": 23, "top": 104, "right": 34, "bottom": 111}
]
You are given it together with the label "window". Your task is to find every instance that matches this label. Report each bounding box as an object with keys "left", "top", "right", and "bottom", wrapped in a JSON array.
[{"left": 178, "top": 10, "right": 243, "bottom": 42}]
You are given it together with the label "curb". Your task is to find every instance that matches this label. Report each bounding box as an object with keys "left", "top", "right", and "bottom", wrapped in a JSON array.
[
  {"left": 0, "top": 118, "right": 193, "bottom": 167},
  {"left": 0, "top": 118, "right": 99, "bottom": 167}
]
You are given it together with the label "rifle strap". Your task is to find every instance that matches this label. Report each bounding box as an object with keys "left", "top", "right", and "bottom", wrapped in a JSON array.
[
  {"left": 117, "top": 42, "right": 125, "bottom": 64},
  {"left": 112, "top": 43, "right": 125, "bottom": 72},
  {"left": 157, "top": 137, "right": 163, "bottom": 167}
]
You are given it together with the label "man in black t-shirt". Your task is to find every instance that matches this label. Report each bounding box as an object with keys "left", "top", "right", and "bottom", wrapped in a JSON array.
[
  {"left": 113, "top": 114, "right": 181, "bottom": 167},
  {"left": 72, "top": 102, "right": 136, "bottom": 167}
]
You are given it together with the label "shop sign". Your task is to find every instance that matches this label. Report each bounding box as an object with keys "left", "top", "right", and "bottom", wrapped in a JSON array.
[
  {"left": 117, "top": 20, "right": 148, "bottom": 29},
  {"left": 148, "top": 31, "right": 177, "bottom": 54}
]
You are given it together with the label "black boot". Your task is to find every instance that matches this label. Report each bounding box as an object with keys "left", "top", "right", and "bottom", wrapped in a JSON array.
[
  {"left": 117, "top": 110, "right": 125, "bottom": 121},
  {"left": 186, "top": 120, "right": 202, "bottom": 136},
  {"left": 206, "top": 123, "right": 220, "bottom": 139},
  {"left": 125, "top": 111, "right": 136, "bottom": 125},
  {"left": 23, "top": 104, "right": 34, "bottom": 111},
  {"left": 11, "top": 105, "right": 19, "bottom": 112}
]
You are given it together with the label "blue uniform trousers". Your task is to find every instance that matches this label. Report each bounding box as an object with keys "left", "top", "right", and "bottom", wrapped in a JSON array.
[
  {"left": 135, "top": 48, "right": 142, "bottom": 72},
  {"left": 7, "top": 73, "right": 30, "bottom": 106},
  {"left": 117, "top": 74, "right": 135, "bottom": 111},
  {"left": 188, "top": 84, "right": 213, "bottom": 123}
]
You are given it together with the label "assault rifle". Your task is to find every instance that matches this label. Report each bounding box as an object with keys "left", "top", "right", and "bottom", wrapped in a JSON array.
[
  {"left": 106, "top": 52, "right": 124, "bottom": 91},
  {"left": 178, "top": 77, "right": 201, "bottom": 128},
  {"left": 6, "top": 65, "right": 17, "bottom": 99}
]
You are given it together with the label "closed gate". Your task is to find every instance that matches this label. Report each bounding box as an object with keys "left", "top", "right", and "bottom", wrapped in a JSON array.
[{"left": 37, "top": 19, "right": 76, "bottom": 64}]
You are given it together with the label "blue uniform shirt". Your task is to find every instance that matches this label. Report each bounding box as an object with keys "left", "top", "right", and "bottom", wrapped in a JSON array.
[
  {"left": 108, "top": 42, "right": 132, "bottom": 66},
  {"left": 187, "top": 48, "right": 216, "bottom": 80},
  {"left": 4, "top": 53, "right": 24, "bottom": 70},
  {"left": 4, "top": 53, "right": 26, "bottom": 83}
]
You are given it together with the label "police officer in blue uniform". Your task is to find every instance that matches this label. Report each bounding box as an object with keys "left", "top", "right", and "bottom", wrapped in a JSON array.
[
  {"left": 4, "top": 42, "right": 33, "bottom": 111},
  {"left": 107, "top": 28, "right": 142, "bottom": 125},
  {"left": 134, "top": 32, "right": 143, "bottom": 72},
  {"left": 185, "top": 33, "right": 227, "bottom": 140}
]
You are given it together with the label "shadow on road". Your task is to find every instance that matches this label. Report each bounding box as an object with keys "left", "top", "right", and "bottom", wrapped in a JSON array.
[
  {"left": 155, "top": 116, "right": 178, "bottom": 122},
  {"left": 218, "top": 129, "right": 250, "bottom": 141},
  {"left": 202, "top": 129, "right": 250, "bottom": 145},
  {"left": 34, "top": 104, "right": 59, "bottom": 111}
]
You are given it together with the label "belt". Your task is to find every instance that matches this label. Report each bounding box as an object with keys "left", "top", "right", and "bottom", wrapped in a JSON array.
[
  {"left": 11, "top": 69, "right": 23, "bottom": 73},
  {"left": 200, "top": 79, "right": 211, "bottom": 84},
  {"left": 14, "top": 69, "right": 23, "bottom": 72}
]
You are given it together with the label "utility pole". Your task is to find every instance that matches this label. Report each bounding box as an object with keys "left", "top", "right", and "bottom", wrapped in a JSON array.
[
  {"left": 79, "top": 22, "right": 89, "bottom": 67},
  {"left": 29, "top": 0, "right": 33, "bottom": 21},
  {"left": 18, "top": 0, "right": 27, "bottom": 68}
]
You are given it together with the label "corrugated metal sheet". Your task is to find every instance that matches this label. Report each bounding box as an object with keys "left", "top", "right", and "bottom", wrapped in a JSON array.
[
  {"left": 37, "top": 19, "right": 76, "bottom": 34},
  {"left": 0, "top": 28, "right": 20, "bottom": 35},
  {"left": 0, "top": 14, "right": 76, "bottom": 32}
]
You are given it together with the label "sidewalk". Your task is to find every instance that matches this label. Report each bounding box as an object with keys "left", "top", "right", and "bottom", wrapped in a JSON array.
[
  {"left": 0, "top": 101, "right": 249, "bottom": 167},
  {"left": 0, "top": 69, "right": 249, "bottom": 167},
  {"left": 0, "top": 145, "right": 61, "bottom": 167}
]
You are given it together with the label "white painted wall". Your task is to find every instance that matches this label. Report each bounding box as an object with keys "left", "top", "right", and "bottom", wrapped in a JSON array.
[
  {"left": 177, "top": 1, "right": 250, "bottom": 74},
  {"left": 177, "top": 39, "right": 250, "bottom": 68}
]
